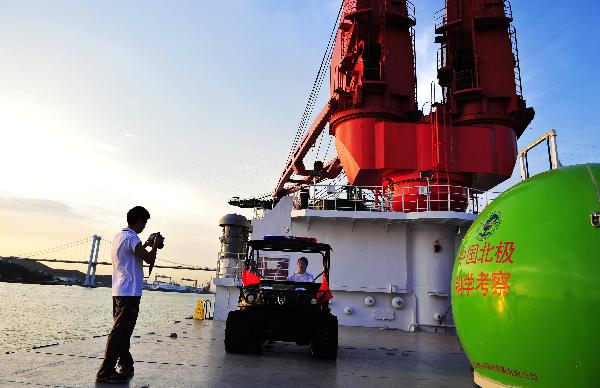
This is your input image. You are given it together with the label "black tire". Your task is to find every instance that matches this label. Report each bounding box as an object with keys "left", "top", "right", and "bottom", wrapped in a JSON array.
[
  {"left": 310, "top": 314, "right": 338, "bottom": 359},
  {"left": 224, "top": 310, "right": 261, "bottom": 354}
]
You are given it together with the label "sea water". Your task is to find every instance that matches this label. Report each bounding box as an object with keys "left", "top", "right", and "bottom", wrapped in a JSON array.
[{"left": 0, "top": 282, "right": 214, "bottom": 353}]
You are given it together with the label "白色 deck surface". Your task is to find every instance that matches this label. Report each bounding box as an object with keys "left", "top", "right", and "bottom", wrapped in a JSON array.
[{"left": 0, "top": 320, "right": 474, "bottom": 387}]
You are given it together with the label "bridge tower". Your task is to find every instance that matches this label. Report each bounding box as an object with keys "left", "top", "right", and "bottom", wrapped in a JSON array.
[{"left": 83, "top": 235, "right": 101, "bottom": 287}]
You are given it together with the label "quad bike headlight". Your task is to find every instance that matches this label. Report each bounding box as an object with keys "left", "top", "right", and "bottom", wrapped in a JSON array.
[
  {"left": 310, "top": 298, "right": 318, "bottom": 305},
  {"left": 246, "top": 293, "right": 256, "bottom": 303}
]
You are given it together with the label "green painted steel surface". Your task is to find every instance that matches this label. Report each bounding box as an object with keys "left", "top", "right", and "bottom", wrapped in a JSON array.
[{"left": 452, "top": 164, "right": 600, "bottom": 387}]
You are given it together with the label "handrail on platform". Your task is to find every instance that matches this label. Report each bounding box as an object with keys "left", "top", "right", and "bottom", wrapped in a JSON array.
[{"left": 518, "top": 129, "right": 561, "bottom": 180}]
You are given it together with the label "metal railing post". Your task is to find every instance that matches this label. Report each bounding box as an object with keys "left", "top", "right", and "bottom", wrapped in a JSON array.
[
  {"left": 519, "top": 153, "right": 527, "bottom": 180},
  {"left": 402, "top": 191, "right": 405, "bottom": 212},
  {"left": 549, "top": 130, "right": 560, "bottom": 169},
  {"left": 426, "top": 181, "right": 431, "bottom": 211},
  {"left": 467, "top": 188, "right": 472, "bottom": 213}
]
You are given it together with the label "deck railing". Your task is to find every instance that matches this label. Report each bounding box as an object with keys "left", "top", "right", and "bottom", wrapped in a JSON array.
[
  {"left": 435, "top": 0, "right": 512, "bottom": 30},
  {"left": 292, "top": 183, "right": 501, "bottom": 214},
  {"left": 471, "top": 0, "right": 512, "bottom": 19},
  {"left": 344, "top": 0, "right": 416, "bottom": 22}
]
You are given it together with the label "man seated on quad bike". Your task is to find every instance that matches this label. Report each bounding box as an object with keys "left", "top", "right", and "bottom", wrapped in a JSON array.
[{"left": 286, "top": 257, "right": 314, "bottom": 282}]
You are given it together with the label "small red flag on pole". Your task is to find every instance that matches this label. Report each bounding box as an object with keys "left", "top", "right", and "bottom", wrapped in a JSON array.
[
  {"left": 242, "top": 269, "right": 261, "bottom": 286},
  {"left": 317, "top": 274, "right": 333, "bottom": 304}
]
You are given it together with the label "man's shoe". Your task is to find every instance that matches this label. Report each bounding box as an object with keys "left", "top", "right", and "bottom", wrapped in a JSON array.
[
  {"left": 96, "top": 371, "right": 128, "bottom": 384},
  {"left": 117, "top": 365, "right": 134, "bottom": 378}
]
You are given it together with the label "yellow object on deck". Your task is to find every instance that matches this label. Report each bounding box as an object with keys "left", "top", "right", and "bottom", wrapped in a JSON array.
[{"left": 193, "top": 299, "right": 205, "bottom": 320}]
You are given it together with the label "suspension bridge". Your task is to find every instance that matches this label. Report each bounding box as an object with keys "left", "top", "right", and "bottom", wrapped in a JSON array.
[{"left": 12, "top": 235, "right": 216, "bottom": 287}]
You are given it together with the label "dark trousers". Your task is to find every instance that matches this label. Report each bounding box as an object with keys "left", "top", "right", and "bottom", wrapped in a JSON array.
[{"left": 97, "top": 296, "right": 141, "bottom": 376}]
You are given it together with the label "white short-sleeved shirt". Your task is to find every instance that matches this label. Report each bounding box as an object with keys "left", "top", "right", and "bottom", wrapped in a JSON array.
[
  {"left": 287, "top": 272, "right": 315, "bottom": 282},
  {"left": 112, "top": 228, "right": 143, "bottom": 296}
]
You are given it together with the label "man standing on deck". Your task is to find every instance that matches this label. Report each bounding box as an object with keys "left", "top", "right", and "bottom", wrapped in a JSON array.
[{"left": 96, "top": 206, "right": 163, "bottom": 384}]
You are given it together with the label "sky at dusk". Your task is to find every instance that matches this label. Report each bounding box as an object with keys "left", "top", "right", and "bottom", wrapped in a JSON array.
[{"left": 0, "top": 0, "right": 598, "bottom": 283}]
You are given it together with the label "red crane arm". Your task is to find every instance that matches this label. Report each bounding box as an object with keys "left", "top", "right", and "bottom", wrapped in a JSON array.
[
  {"left": 273, "top": 99, "right": 338, "bottom": 199},
  {"left": 275, "top": 157, "right": 343, "bottom": 198}
]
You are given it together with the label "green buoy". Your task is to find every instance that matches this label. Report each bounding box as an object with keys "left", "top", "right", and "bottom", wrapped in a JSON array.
[{"left": 452, "top": 164, "right": 600, "bottom": 387}]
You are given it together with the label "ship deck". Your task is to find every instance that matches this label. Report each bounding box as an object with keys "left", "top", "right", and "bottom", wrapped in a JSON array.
[{"left": 0, "top": 320, "right": 474, "bottom": 387}]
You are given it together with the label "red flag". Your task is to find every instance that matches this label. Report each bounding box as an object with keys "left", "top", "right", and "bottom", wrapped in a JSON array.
[
  {"left": 242, "top": 269, "right": 261, "bottom": 286},
  {"left": 317, "top": 274, "right": 333, "bottom": 304}
]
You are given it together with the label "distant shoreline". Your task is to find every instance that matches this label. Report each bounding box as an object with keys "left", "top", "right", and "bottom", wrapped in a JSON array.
[
  {"left": 0, "top": 280, "right": 214, "bottom": 294},
  {"left": 0, "top": 258, "right": 213, "bottom": 293},
  {"left": 0, "top": 257, "right": 112, "bottom": 286},
  {"left": 0, "top": 279, "right": 109, "bottom": 287}
]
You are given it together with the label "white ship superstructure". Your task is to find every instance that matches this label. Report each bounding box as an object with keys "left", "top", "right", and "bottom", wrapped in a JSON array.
[
  {"left": 214, "top": 0, "right": 530, "bottom": 336},
  {"left": 214, "top": 186, "right": 489, "bottom": 331}
]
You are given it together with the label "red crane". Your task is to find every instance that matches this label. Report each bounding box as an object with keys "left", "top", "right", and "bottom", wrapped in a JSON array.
[{"left": 274, "top": 0, "right": 533, "bottom": 211}]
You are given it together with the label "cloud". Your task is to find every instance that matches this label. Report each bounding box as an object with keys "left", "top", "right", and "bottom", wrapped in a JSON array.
[
  {"left": 124, "top": 133, "right": 135, "bottom": 138},
  {"left": 0, "top": 196, "right": 80, "bottom": 218},
  {"left": 90, "top": 142, "right": 120, "bottom": 153}
]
